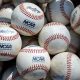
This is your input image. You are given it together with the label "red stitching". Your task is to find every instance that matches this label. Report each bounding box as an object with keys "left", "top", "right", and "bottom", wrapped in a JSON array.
[
  {"left": 71, "top": 5, "right": 80, "bottom": 30},
  {"left": 20, "top": 48, "right": 47, "bottom": 53},
  {"left": 44, "top": 22, "right": 63, "bottom": 27},
  {"left": 72, "top": 16, "right": 80, "bottom": 30},
  {"left": 12, "top": 72, "right": 20, "bottom": 80},
  {"left": 11, "top": 24, "right": 35, "bottom": 36},
  {"left": 44, "top": 34, "right": 69, "bottom": 50},
  {"left": 60, "top": 0, "right": 70, "bottom": 21},
  {"left": 19, "top": 3, "right": 44, "bottom": 20},
  {"left": 20, "top": 64, "right": 48, "bottom": 76},
  {"left": 0, "top": 32, "right": 19, "bottom": 41},
  {"left": 0, "top": 52, "right": 16, "bottom": 57},
  {"left": 0, "top": 22, "right": 10, "bottom": 25},
  {"left": 0, "top": 17, "right": 11, "bottom": 23},
  {"left": 65, "top": 53, "right": 72, "bottom": 80}
]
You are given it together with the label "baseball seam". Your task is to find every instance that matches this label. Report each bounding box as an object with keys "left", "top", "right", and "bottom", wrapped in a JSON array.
[
  {"left": 60, "top": 0, "right": 70, "bottom": 21},
  {"left": 44, "top": 22, "right": 63, "bottom": 27},
  {"left": 19, "top": 3, "right": 44, "bottom": 20},
  {"left": 12, "top": 72, "right": 20, "bottom": 80},
  {"left": 11, "top": 24, "right": 35, "bottom": 36},
  {"left": 0, "top": 52, "right": 16, "bottom": 57},
  {"left": 0, "top": 32, "right": 19, "bottom": 41},
  {"left": 44, "top": 34, "right": 69, "bottom": 50},
  {"left": 20, "top": 64, "right": 48, "bottom": 76},
  {"left": 20, "top": 48, "right": 47, "bottom": 53},
  {"left": 65, "top": 53, "right": 72, "bottom": 80},
  {"left": 0, "top": 22, "right": 10, "bottom": 25},
  {"left": 72, "top": 16, "right": 80, "bottom": 30},
  {"left": 0, "top": 18, "right": 11, "bottom": 24}
]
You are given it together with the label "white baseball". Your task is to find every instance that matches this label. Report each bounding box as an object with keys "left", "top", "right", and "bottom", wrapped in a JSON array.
[
  {"left": 11, "top": 2, "right": 44, "bottom": 36},
  {"left": 35, "top": 0, "right": 52, "bottom": 3},
  {"left": 50, "top": 52, "right": 80, "bottom": 80},
  {"left": 1, "top": 66, "right": 25, "bottom": 80},
  {"left": 0, "top": 26, "right": 22, "bottom": 61},
  {"left": 46, "top": 0, "right": 74, "bottom": 25},
  {"left": 12, "top": 0, "right": 37, "bottom": 7},
  {"left": 16, "top": 45, "right": 50, "bottom": 80},
  {"left": 38, "top": 22, "right": 71, "bottom": 55},
  {"left": 70, "top": 5, "right": 80, "bottom": 35},
  {"left": 0, "top": 8, "right": 13, "bottom": 24},
  {"left": 67, "top": 30, "right": 80, "bottom": 53}
]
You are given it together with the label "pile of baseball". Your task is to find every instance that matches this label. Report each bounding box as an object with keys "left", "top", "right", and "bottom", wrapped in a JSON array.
[{"left": 0, "top": 0, "right": 80, "bottom": 80}]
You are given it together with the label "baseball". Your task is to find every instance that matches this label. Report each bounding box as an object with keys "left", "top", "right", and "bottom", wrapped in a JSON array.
[
  {"left": 0, "top": 7, "right": 13, "bottom": 24},
  {"left": 0, "top": 26, "right": 22, "bottom": 61},
  {"left": 67, "top": 30, "right": 80, "bottom": 53},
  {"left": 35, "top": 0, "right": 52, "bottom": 4},
  {"left": 11, "top": 2, "right": 45, "bottom": 36},
  {"left": 70, "top": 5, "right": 80, "bottom": 35},
  {"left": 1, "top": 66, "right": 25, "bottom": 80},
  {"left": 38, "top": 22, "right": 71, "bottom": 55},
  {"left": 50, "top": 52, "right": 80, "bottom": 80},
  {"left": 16, "top": 45, "right": 50, "bottom": 80},
  {"left": 46, "top": 0, "right": 74, "bottom": 25}
]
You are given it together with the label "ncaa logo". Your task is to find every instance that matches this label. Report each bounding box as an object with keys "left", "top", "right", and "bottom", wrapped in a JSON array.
[
  {"left": 27, "top": 6, "right": 40, "bottom": 13},
  {"left": 0, "top": 29, "right": 14, "bottom": 34},
  {"left": 23, "top": 19, "right": 35, "bottom": 28},
  {"left": 32, "top": 56, "right": 45, "bottom": 62},
  {"left": 0, "top": 43, "right": 12, "bottom": 50}
]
